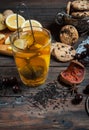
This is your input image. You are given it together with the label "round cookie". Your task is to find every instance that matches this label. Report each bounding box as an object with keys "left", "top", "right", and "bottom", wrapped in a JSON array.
[
  {"left": 71, "top": 0, "right": 89, "bottom": 11},
  {"left": 51, "top": 43, "right": 56, "bottom": 54},
  {"left": 71, "top": 11, "right": 89, "bottom": 18},
  {"left": 60, "top": 25, "right": 79, "bottom": 45},
  {"left": 51, "top": 42, "right": 76, "bottom": 62}
]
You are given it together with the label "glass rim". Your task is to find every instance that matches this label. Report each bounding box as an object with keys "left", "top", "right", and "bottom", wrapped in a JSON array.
[{"left": 10, "top": 26, "right": 51, "bottom": 52}]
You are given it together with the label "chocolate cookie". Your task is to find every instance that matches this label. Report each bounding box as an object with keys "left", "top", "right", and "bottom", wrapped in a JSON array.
[
  {"left": 71, "top": 0, "right": 89, "bottom": 11},
  {"left": 60, "top": 25, "right": 79, "bottom": 45},
  {"left": 71, "top": 11, "right": 89, "bottom": 18},
  {"left": 51, "top": 42, "right": 76, "bottom": 62}
]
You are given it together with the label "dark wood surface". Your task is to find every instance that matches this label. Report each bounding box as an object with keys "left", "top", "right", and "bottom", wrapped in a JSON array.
[{"left": 0, "top": 0, "right": 89, "bottom": 130}]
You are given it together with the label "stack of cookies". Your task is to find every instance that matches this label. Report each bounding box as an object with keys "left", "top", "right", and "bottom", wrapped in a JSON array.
[
  {"left": 51, "top": 0, "right": 87, "bottom": 86},
  {"left": 67, "top": 0, "right": 89, "bottom": 19},
  {"left": 51, "top": 24, "right": 79, "bottom": 62},
  {"left": 51, "top": 1, "right": 89, "bottom": 63}
]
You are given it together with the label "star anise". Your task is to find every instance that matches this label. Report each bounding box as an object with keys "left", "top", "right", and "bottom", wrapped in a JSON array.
[{"left": 69, "top": 85, "right": 78, "bottom": 95}]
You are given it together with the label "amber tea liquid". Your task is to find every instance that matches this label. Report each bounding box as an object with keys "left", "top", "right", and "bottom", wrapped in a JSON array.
[{"left": 11, "top": 27, "right": 51, "bottom": 87}]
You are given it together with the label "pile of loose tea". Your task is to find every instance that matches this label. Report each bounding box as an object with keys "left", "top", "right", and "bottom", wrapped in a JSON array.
[
  {"left": 25, "top": 80, "right": 85, "bottom": 112},
  {"left": 32, "top": 82, "right": 59, "bottom": 107},
  {"left": 27, "top": 81, "right": 73, "bottom": 110}
]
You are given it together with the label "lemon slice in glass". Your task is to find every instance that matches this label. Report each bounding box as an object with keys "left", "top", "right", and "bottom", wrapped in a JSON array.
[{"left": 14, "top": 39, "right": 27, "bottom": 50}]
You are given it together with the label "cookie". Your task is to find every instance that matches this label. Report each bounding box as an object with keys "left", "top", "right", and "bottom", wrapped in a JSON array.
[
  {"left": 60, "top": 25, "right": 79, "bottom": 45},
  {"left": 71, "top": 0, "right": 89, "bottom": 11},
  {"left": 71, "top": 11, "right": 89, "bottom": 18},
  {"left": 66, "top": 1, "right": 71, "bottom": 15},
  {"left": 51, "top": 42, "right": 76, "bottom": 62},
  {"left": 51, "top": 43, "right": 56, "bottom": 54}
]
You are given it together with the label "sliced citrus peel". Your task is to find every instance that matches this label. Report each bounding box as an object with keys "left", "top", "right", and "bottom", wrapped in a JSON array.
[{"left": 59, "top": 60, "right": 85, "bottom": 86}]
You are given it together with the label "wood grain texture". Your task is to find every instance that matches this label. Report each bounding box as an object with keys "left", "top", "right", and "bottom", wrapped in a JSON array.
[{"left": 0, "top": 0, "right": 89, "bottom": 129}]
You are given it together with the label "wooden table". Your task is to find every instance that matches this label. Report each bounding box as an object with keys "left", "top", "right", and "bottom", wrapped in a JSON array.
[{"left": 0, "top": 0, "right": 89, "bottom": 129}]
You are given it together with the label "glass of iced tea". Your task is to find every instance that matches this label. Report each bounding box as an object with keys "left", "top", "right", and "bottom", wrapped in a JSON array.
[{"left": 10, "top": 26, "right": 51, "bottom": 87}]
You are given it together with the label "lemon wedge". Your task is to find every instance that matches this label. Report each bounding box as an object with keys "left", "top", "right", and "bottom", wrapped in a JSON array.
[
  {"left": 5, "top": 36, "right": 11, "bottom": 44},
  {"left": 14, "top": 39, "right": 27, "bottom": 50}
]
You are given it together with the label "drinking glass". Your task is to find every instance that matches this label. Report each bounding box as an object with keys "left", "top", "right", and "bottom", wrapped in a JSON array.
[{"left": 10, "top": 26, "right": 51, "bottom": 87}]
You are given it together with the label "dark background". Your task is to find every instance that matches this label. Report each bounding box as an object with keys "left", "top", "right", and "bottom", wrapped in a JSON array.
[
  {"left": 0, "top": 0, "right": 74, "bottom": 41},
  {"left": 0, "top": 0, "right": 70, "bottom": 8}
]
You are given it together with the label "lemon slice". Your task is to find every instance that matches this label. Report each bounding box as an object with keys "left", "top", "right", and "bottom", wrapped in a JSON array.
[
  {"left": 6, "top": 13, "right": 25, "bottom": 31},
  {"left": 0, "top": 34, "right": 5, "bottom": 40},
  {"left": 21, "top": 19, "right": 42, "bottom": 31},
  {"left": 5, "top": 36, "right": 11, "bottom": 44},
  {"left": 14, "top": 39, "right": 27, "bottom": 50}
]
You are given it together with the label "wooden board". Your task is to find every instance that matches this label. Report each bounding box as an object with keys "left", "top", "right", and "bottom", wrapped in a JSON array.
[{"left": 0, "top": 44, "right": 12, "bottom": 56}]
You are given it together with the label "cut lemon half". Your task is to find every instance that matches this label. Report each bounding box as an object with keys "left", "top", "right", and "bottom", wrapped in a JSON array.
[
  {"left": 21, "top": 19, "right": 42, "bottom": 31},
  {"left": 6, "top": 13, "right": 25, "bottom": 31}
]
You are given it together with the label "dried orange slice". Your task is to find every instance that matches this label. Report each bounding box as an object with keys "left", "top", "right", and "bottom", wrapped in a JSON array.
[{"left": 5, "top": 13, "right": 25, "bottom": 31}]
